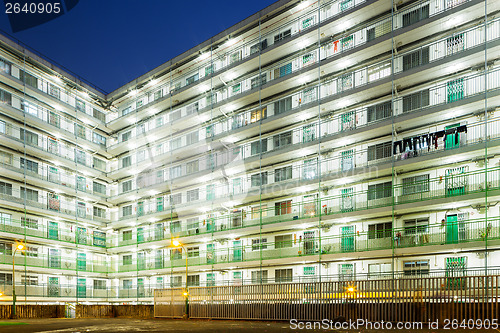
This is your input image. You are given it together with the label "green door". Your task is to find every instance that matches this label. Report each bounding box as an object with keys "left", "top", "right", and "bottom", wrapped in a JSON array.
[
  {"left": 207, "top": 243, "right": 215, "bottom": 264},
  {"left": 137, "top": 227, "right": 144, "bottom": 243},
  {"left": 206, "top": 215, "right": 215, "bottom": 232},
  {"left": 447, "top": 78, "right": 464, "bottom": 103},
  {"left": 77, "top": 252, "right": 86, "bottom": 271},
  {"left": 48, "top": 221, "right": 59, "bottom": 240},
  {"left": 48, "top": 277, "right": 59, "bottom": 297},
  {"left": 137, "top": 202, "right": 144, "bottom": 216},
  {"left": 445, "top": 124, "right": 460, "bottom": 150},
  {"left": 446, "top": 167, "right": 467, "bottom": 197},
  {"left": 341, "top": 226, "right": 355, "bottom": 252},
  {"left": 77, "top": 227, "right": 87, "bottom": 244},
  {"left": 77, "top": 278, "right": 86, "bottom": 298},
  {"left": 446, "top": 257, "right": 466, "bottom": 289},
  {"left": 446, "top": 215, "right": 459, "bottom": 244},
  {"left": 137, "top": 278, "right": 145, "bottom": 297},
  {"left": 233, "top": 241, "right": 242, "bottom": 261},
  {"left": 138, "top": 252, "right": 145, "bottom": 270}
]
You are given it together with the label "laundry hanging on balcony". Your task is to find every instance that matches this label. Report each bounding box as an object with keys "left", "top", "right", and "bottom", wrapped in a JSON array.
[{"left": 392, "top": 125, "right": 467, "bottom": 155}]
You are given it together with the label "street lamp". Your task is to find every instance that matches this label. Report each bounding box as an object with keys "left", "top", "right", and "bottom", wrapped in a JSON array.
[
  {"left": 12, "top": 243, "right": 25, "bottom": 319},
  {"left": 171, "top": 239, "right": 188, "bottom": 318}
]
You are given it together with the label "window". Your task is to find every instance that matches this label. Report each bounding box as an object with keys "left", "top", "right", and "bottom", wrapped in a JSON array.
[
  {"left": 367, "top": 101, "right": 392, "bottom": 123},
  {"left": 273, "top": 131, "right": 292, "bottom": 149},
  {"left": 304, "top": 266, "right": 316, "bottom": 276},
  {"left": 21, "top": 217, "right": 38, "bottom": 229},
  {"left": 93, "top": 232, "right": 106, "bottom": 247},
  {"left": 21, "top": 274, "right": 38, "bottom": 285},
  {"left": 251, "top": 204, "right": 267, "bottom": 219},
  {"left": 368, "top": 263, "right": 392, "bottom": 277},
  {"left": 250, "top": 107, "right": 267, "bottom": 123},
  {"left": 274, "top": 29, "right": 291, "bottom": 43},
  {"left": 275, "top": 234, "right": 292, "bottom": 248},
  {"left": 251, "top": 270, "right": 268, "bottom": 284},
  {"left": 122, "top": 131, "right": 131, "bottom": 142},
  {"left": 75, "top": 123, "right": 86, "bottom": 139},
  {"left": 276, "top": 62, "right": 292, "bottom": 78},
  {"left": 93, "top": 132, "right": 106, "bottom": 146},
  {"left": 136, "top": 99, "right": 143, "bottom": 109},
  {"left": 171, "top": 193, "right": 182, "bottom": 205},
  {"left": 368, "top": 181, "right": 392, "bottom": 200},
  {"left": 251, "top": 139, "right": 268, "bottom": 155},
  {"left": 251, "top": 172, "right": 268, "bottom": 187},
  {"left": 206, "top": 93, "right": 217, "bottom": 106},
  {"left": 275, "top": 269, "right": 292, "bottom": 282},
  {"left": 252, "top": 238, "right": 267, "bottom": 251},
  {"left": 0, "top": 89, "right": 12, "bottom": 104},
  {"left": 367, "top": 142, "right": 391, "bottom": 161},
  {"left": 404, "top": 218, "right": 429, "bottom": 235},
  {"left": 187, "top": 246, "right": 199, "bottom": 258},
  {"left": 205, "top": 64, "right": 215, "bottom": 76},
  {"left": 366, "top": 21, "right": 391, "bottom": 42},
  {"left": 170, "top": 276, "right": 182, "bottom": 287},
  {"left": 92, "top": 181, "right": 106, "bottom": 195},
  {"left": 122, "top": 255, "right": 132, "bottom": 266},
  {"left": 402, "top": 174, "right": 430, "bottom": 195},
  {"left": 75, "top": 99, "right": 86, "bottom": 112},
  {"left": 0, "top": 58, "right": 11, "bottom": 74},
  {"left": 274, "top": 96, "right": 292, "bottom": 115},
  {"left": 0, "top": 120, "right": 5, "bottom": 133},
  {"left": 20, "top": 187, "right": 38, "bottom": 202},
  {"left": 402, "top": 47, "right": 429, "bottom": 71},
  {"left": 303, "top": 159, "right": 317, "bottom": 180},
  {"left": 0, "top": 151, "right": 13, "bottom": 166},
  {"left": 403, "top": 260, "right": 430, "bottom": 276},
  {"left": 122, "top": 180, "right": 132, "bottom": 193},
  {"left": 251, "top": 74, "right": 266, "bottom": 89},
  {"left": 338, "top": 73, "right": 353, "bottom": 91},
  {"left": 230, "top": 50, "right": 241, "bottom": 64},
  {"left": 122, "top": 106, "right": 132, "bottom": 116},
  {"left": 275, "top": 200, "right": 292, "bottom": 216},
  {"left": 0, "top": 273, "right": 12, "bottom": 285},
  {"left": 170, "top": 137, "right": 182, "bottom": 150},
  {"left": 156, "top": 197, "right": 164, "bottom": 212},
  {"left": 186, "top": 160, "right": 199, "bottom": 174},
  {"left": 402, "top": 5, "right": 429, "bottom": 27},
  {"left": 19, "top": 70, "right": 38, "bottom": 88},
  {"left": 275, "top": 166, "right": 292, "bottom": 182},
  {"left": 187, "top": 189, "right": 199, "bottom": 202},
  {"left": 0, "top": 182, "right": 12, "bottom": 195},
  {"left": 93, "top": 108, "right": 106, "bottom": 122},
  {"left": 93, "top": 206, "right": 106, "bottom": 218},
  {"left": 187, "top": 275, "right": 200, "bottom": 287},
  {"left": 186, "top": 73, "right": 199, "bottom": 85},
  {"left": 75, "top": 149, "right": 86, "bottom": 165},
  {"left": 48, "top": 249, "right": 60, "bottom": 268},
  {"left": 26, "top": 246, "right": 38, "bottom": 257},
  {"left": 170, "top": 165, "right": 182, "bottom": 179},
  {"left": 93, "top": 157, "right": 106, "bottom": 171},
  {"left": 368, "top": 222, "right": 392, "bottom": 239},
  {"left": 250, "top": 40, "right": 267, "bottom": 54},
  {"left": 136, "top": 150, "right": 145, "bottom": 162},
  {"left": 186, "top": 102, "right": 199, "bottom": 115},
  {"left": 187, "top": 217, "right": 199, "bottom": 231},
  {"left": 186, "top": 131, "right": 199, "bottom": 145},
  {"left": 171, "top": 221, "right": 181, "bottom": 233},
  {"left": 341, "top": 188, "right": 354, "bottom": 212},
  {"left": 20, "top": 158, "right": 38, "bottom": 173},
  {"left": 402, "top": 89, "right": 429, "bottom": 113},
  {"left": 122, "top": 279, "right": 132, "bottom": 289},
  {"left": 122, "top": 205, "right": 132, "bottom": 217},
  {"left": 19, "top": 129, "right": 38, "bottom": 146},
  {"left": 93, "top": 280, "right": 106, "bottom": 290}
]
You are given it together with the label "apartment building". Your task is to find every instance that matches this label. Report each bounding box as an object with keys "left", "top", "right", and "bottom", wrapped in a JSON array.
[{"left": 0, "top": 0, "right": 499, "bottom": 303}]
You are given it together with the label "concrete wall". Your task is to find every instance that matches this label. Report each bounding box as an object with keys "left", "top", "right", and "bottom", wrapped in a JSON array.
[{"left": 76, "top": 305, "right": 154, "bottom": 318}]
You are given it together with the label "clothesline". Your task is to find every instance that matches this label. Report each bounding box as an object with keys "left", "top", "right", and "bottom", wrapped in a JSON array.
[{"left": 393, "top": 125, "right": 467, "bottom": 155}]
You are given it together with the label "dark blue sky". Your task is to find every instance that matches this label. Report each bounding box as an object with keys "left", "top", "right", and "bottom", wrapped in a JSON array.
[{"left": 0, "top": 0, "right": 275, "bottom": 93}]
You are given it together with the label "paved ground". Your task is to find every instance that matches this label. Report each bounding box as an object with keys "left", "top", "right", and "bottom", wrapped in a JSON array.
[{"left": 0, "top": 318, "right": 496, "bottom": 332}]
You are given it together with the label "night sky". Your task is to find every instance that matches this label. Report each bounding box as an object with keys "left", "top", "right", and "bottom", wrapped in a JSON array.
[{"left": 0, "top": 0, "right": 276, "bottom": 93}]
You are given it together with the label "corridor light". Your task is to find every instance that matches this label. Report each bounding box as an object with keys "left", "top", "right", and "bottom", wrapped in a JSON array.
[{"left": 297, "top": 1, "right": 309, "bottom": 10}]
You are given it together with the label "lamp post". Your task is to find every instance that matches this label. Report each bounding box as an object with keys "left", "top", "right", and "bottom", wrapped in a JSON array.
[
  {"left": 12, "top": 243, "right": 25, "bottom": 319},
  {"left": 172, "top": 239, "right": 188, "bottom": 318}
]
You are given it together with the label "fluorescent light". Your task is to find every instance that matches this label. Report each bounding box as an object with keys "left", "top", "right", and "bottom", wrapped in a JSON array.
[
  {"left": 199, "top": 52, "right": 210, "bottom": 60},
  {"left": 297, "top": 1, "right": 309, "bottom": 10}
]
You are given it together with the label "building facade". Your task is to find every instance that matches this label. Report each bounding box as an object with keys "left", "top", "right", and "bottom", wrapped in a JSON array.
[{"left": 0, "top": 0, "right": 499, "bottom": 303}]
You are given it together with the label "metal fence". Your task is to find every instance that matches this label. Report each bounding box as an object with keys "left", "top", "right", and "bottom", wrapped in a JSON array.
[
  {"left": 154, "top": 288, "right": 186, "bottom": 318},
  {"left": 156, "top": 275, "right": 500, "bottom": 322}
]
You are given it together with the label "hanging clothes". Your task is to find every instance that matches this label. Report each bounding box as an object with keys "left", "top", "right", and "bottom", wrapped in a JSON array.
[{"left": 393, "top": 141, "right": 403, "bottom": 155}]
